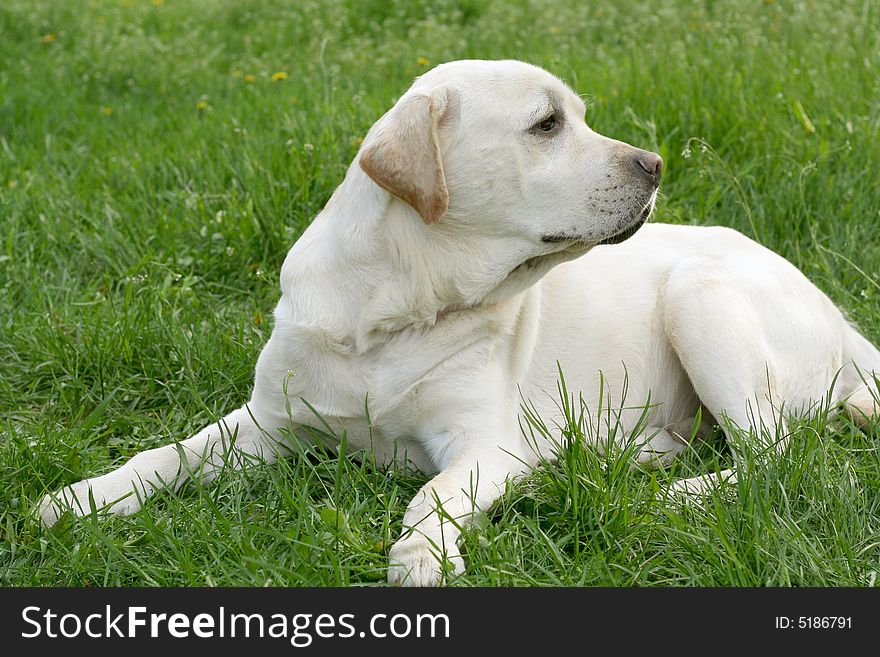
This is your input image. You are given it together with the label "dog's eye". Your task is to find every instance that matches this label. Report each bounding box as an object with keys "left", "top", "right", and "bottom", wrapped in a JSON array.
[{"left": 537, "top": 115, "right": 557, "bottom": 132}]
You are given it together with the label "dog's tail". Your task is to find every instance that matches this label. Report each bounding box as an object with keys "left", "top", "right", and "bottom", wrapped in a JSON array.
[{"left": 842, "top": 324, "right": 880, "bottom": 428}]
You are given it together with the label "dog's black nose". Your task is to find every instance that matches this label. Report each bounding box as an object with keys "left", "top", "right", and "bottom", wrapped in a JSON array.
[{"left": 633, "top": 149, "right": 663, "bottom": 182}]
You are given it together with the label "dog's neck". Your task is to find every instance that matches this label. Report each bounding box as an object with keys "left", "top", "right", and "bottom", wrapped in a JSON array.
[{"left": 280, "top": 164, "right": 579, "bottom": 353}]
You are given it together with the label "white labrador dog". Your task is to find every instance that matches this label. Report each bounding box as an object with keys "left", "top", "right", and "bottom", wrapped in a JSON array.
[{"left": 39, "top": 60, "right": 880, "bottom": 586}]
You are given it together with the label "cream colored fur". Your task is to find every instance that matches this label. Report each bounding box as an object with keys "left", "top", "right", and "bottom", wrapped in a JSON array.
[{"left": 38, "top": 60, "right": 880, "bottom": 586}]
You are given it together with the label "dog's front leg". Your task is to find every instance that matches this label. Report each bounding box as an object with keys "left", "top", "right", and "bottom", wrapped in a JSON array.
[
  {"left": 388, "top": 437, "right": 528, "bottom": 586},
  {"left": 37, "top": 405, "right": 288, "bottom": 526}
]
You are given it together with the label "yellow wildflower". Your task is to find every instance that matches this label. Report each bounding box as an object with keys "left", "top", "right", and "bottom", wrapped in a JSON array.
[
  {"left": 196, "top": 100, "right": 209, "bottom": 110},
  {"left": 100, "top": 106, "right": 113, "bottom": 115},
  {"left": 41, "top": 33, "right": 56, "bottom": 44},
  {"left": 243, "top": 74, "right": 256, "bottom": 83},
  {"left": 151, "top": 0, "right": 164, "bottom": 6},
  {"left": 271, "top": 71, "right": 288, "bottom": 81},
  {"left": 417, "top": 56, "right": 429, "bottom": 66}
]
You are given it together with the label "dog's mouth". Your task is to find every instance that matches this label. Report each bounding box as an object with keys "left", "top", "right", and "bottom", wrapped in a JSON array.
[
  {"left": 541, "top": 187, "right": 658, "bottom": 248},
  {"left": 597, "top": 208, "right": 650, "bottom": 246},
  {"left": 597, "top": 190, "right": 657, "bottom": 246}
]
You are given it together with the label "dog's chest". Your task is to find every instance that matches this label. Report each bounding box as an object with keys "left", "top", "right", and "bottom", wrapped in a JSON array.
[
  {"left": 268, "top": 296, "right": 525, "bottom": 462},
  {"left": 282, "top": 350, "right": 449, "bottom": 470}
]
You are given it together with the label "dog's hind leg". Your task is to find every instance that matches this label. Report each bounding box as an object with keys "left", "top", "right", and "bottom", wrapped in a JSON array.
[
  {"left": 843, "top": 386, "right": 880, "bottom": 429},
  {"left": 632, "top": 427, "right": 689, "bottom": 468},
  {"left": 631, "top": 422, "right": 737, "bottom": 494},
  {"left": 37, "top": 405, "right": 287, "bottom": 526},
  {"left": 840, "top": 326, "right": 880, "bottom": 429},
  {"left": 658, "top": 257, "right": 801, "bottom": 499}
]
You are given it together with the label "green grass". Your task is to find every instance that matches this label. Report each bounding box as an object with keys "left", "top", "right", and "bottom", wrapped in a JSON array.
[{"left": 1, "top": 0, "right": 879, "bottom": 586}]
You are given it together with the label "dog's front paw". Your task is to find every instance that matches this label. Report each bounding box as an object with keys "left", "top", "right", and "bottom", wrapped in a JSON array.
[
  {"left": 387, "top": 535, "right": 464, "bottom": 587},
  {"left": 37, "top": 480, "right": 94, "bottom": 527},
  {"left": 36, "top": 477, "right": 139, "bottom": 527}
]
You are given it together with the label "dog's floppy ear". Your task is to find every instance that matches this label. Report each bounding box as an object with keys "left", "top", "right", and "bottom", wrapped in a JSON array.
[{"left": 359, "top": 86, "right": 458, "bottom": 225}]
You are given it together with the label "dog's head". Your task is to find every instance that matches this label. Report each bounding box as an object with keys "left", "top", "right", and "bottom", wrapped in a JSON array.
[{"left": 358, "top": 60, "right": 661, "bottom": 301}]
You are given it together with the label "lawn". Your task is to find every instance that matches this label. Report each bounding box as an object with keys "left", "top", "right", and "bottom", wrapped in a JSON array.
[{"left": 1, "top": 0, "right": 879, "bottom": 586}]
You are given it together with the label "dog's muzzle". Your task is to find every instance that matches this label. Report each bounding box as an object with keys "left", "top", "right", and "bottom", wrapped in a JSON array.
[{"left": 597, "top": 186, "right": 658, "bottom": 245}]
